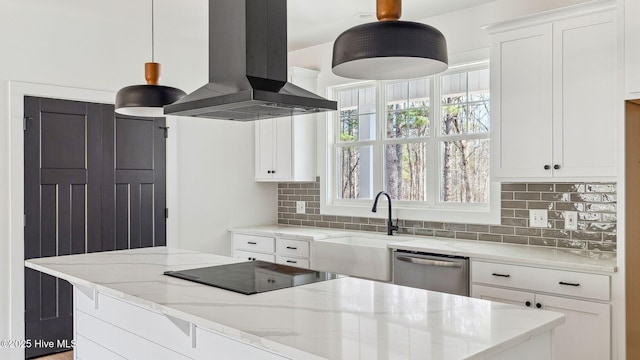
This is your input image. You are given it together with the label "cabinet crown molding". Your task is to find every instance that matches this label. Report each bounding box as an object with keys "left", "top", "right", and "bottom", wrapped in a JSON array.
[{"left": 483, "top": 0, "right": 615, "bottom": 34}]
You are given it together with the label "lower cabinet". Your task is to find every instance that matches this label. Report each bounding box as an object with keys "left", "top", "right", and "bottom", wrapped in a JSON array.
[
  {"left": 471, "top": 261, "right": 611, "bottom": 360},
  {"left": 231, "top": 232, "right": 311, "bottom": 269}
]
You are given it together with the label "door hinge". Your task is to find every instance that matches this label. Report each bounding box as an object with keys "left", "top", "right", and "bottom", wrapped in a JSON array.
[
  {"left": 23, "top": 117, "right": 29, "bottom": 131},
  {"left": 165, "top": 208, "right": 169, "bottom": 219},
  {"left": 23, "top": 214, "right": 26, "bottom": 227},
  {"left": 159, "top": 126, "right": 169, "bottom": 139}
]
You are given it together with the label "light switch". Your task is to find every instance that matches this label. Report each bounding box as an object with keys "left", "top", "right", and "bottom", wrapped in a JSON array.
[
  {"left": 564, "top": 211, "right": 578, "bottom": 230},
  {"left": 296, "top": 201, "right": 306, "bottom": 214},
  {"left": 529, "top": 209, "right": 548, "bottom": 228}
]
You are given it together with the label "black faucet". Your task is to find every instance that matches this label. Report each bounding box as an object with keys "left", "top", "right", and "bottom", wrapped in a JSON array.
[{"left": 372, "top": 191, "right": 399, "bottom": 236}]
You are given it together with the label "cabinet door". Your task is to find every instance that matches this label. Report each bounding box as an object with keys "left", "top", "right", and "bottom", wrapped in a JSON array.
[
  {"left": 537, "top": 294, "right": 610, "bottom": 360},
  {"left": 491, "top": 24, "right": 553, "bottom": 179},
  {"left": 552, "top": 12, "right": 617, "bottom": 177},
  {"left": 272, "top": 117, "right": 293, "bottom": 181},
  {"left": 626, "top": 0, "right": 640, "bottom": 97},
  {"left": 471, "top": 284, "right": 535, "bottom": 307},
  {"left": 255, "top": 119, "right": 275, "bottom": 180}
]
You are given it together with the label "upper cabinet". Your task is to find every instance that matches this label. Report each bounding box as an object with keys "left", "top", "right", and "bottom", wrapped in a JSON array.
[
  {"left": 488, "top": 3, "right": 617, "bottom": 180},
  {"left": 255, "top": 67, "right": 318, "bottom": 182},
  {"left": 626, "top": 0, "right": 640, "bottom": 98}
]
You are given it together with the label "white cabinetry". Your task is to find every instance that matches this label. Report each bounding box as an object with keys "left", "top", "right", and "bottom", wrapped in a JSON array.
[
  {"left": 626, "top": 0, "right": 640, "bottom": 98},
  {"left": 255, "top": 67, "right": 318, "bottom": 182},
  {"left": 231, "top": 232, "right": 312, "bottom": 269},
  {"left": 471, "top": 261, "right": 611, "bottom": 360},
  {"left": 489, "top": 5, "right": 617, "bottom": 179}
]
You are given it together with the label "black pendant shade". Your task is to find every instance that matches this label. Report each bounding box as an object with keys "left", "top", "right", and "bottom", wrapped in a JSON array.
[
  {"left": 332, "top": 0, "right": 448, "bottom": 80},
  {"left": 115, "top": 82, "right": 186, "bottom": 117},
  {"left": 114, "top": 0, "right": 185, "bottom": 117}
]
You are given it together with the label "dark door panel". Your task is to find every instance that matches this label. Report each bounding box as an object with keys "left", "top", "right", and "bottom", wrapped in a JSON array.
[{"left": 24, "top": 96, "right": 166, "bottom": 358}]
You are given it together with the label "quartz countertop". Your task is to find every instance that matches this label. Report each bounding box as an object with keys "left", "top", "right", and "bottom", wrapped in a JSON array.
[
  {"left": 26, "top": 247, "right": 564, "bottom": 360},
  {"left": 230, "top": 226, "right": 617, "bottom": 273}
]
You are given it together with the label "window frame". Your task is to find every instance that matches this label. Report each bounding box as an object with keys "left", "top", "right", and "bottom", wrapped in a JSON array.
[{"left": 320, "top": 61, "right": 500, "bottom": 225}]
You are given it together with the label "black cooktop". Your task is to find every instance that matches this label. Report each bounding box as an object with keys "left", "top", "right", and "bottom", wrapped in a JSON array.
[{"left": 164, "top": 261, "right": 342, "bottom": 295}]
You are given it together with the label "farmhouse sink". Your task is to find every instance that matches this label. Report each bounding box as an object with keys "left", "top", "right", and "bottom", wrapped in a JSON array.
[{"left": 313, "top": 235, "right": 404, "bottom": 282}]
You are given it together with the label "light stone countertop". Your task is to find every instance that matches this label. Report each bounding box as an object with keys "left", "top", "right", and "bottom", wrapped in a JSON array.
[
  {"left": 25, "top": 247, "right": 564, "bottom": 360},
  {"left": 230, "top": 225, "right": 617, "bottom": 273}
]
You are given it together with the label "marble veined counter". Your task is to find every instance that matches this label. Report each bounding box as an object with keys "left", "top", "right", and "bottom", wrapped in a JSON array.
[{"left": 26, "top": 247, "right": 564, "bottom": 360}]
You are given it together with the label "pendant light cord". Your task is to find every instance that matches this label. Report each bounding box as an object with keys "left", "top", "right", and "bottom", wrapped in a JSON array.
[{"left": 151, "top": 0, "right": 155, "bottom": 62}]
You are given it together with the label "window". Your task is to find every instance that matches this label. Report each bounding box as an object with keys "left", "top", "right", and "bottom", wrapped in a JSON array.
[{"left": 326, "top": 63, "right": 497, "bottom": 222}]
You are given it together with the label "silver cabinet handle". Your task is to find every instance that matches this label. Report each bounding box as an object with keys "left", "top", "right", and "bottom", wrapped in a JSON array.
[{"left": 396, "top": 255, "right": 462, "bottom": 268}]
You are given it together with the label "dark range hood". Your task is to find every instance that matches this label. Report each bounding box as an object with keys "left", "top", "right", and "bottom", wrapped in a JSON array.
[{"left": 164, "top": 0, "right": 337, "bottom": 121}]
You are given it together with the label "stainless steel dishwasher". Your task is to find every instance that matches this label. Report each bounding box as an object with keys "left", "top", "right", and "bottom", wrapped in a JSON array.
[{"left": 392, "top": 250, "right": 469, "bottom": 296}]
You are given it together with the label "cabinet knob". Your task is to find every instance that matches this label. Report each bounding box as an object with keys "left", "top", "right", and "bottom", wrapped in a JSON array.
[
  {"left": 267, "top": 170, "right": 272, "bottom": 174},
  {"left": 544, "top": 165, "right": 551, "bottom": 170},
  {"left": 536, "top": 303, "right": 542, "bottom": 309},
  {"left": 525, "top": 301, "right": 531, "bottom": 307},
  {"left": 554, "top": 164, "right": 560, "bottom": 170},
  {"left": 272, "top": 170, "right": 276, "bottom": 174}
]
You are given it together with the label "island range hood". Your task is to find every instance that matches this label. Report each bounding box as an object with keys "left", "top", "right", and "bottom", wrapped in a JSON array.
[{"left": 164, "top": 0, "right": 337, "bottom": 121}]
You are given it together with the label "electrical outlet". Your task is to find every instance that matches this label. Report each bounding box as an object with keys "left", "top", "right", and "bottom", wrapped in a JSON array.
[
  {"left": 564, "top": 211, "right": 578, "bottom": 230},
  {"left": 529, "top": 209, "right": 548, "bottom": 228},
  {"left": 296, "top": 201, "right": 306, "bottom": 214}
]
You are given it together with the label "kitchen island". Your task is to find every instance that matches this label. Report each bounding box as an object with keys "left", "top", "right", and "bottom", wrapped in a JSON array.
[{"left": 25, "top": 247, "right": 564, "bottom": 360}]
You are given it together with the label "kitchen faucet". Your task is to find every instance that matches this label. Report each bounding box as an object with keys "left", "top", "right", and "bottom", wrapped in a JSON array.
[{"left": 371, "top": 191, "right": 399, "bottom": 236}]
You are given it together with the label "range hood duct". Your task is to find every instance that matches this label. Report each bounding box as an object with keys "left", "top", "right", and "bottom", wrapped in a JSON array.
[{"left": 164, "top": 0, "right": 337, "bottom": 121}]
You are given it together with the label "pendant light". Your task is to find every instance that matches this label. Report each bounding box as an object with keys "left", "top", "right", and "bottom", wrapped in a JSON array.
[
  {"left": 332, "top": 0, "right": 448, "bottom": 80},
  {"left": 115, "top": 0, "right": 186, "bottom": 117}
]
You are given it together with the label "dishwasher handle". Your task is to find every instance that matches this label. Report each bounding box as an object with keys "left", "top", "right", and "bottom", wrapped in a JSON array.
[{"left": 396, "top": 255, "right": 463, "bottom": 268}]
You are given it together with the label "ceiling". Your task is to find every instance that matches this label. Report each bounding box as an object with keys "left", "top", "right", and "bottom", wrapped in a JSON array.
[{"left": 286, "top": 0, "right": 500, "bottom": 51}]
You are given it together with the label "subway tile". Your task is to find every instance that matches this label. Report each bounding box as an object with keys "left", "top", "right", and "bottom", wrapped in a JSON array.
[
  {"left": 572, "top": 231, "right": 603, "bottom": 241},
  {"left": 353, "top": 217, "right": 370, "bottom": 224},
  {"left": 557, "top": 239, "right": 587, "bottom": 250},
  {"left": 555, "top": 202, "right": 585, "bottom": 211},
  {"left": 344, "top": 223, "right": 362, "bottom": 231},
  {"left": 315, "top": 221, "right": 330, "bottom": 228},
  {"left": 336, "top": 216, "right": 353, "bottom": 223},
  {"left": 585, "top": 203, "right": 616, "bottom": 213},
  {"left": 434, "top": 230, "right": 456, "bottom": 239},
  {"left": 555, "top": 183, "right": 585, "bottom": 193},
  {"left": 502, "top": 200, "right": 527, "bottom": 209},
  {"left": 587, "top": 241, "right": 617, "bottom": 252},
  {"left": 301, "top": 182, "right": 316, "bottom": 188},
  {"left": 501, "top": 209, "right": 515, "bottom": 218},
  {"left": 362, "top": 224, "right": 381, "bottom": 232},
  {"left": 603, "top": 233, "right": 617, "bottom": 242},
  {"left": 294, "top": 189, "right": 308, "bottom": 195},
  {"left": 503, "top": 235, "right": 529, "bottom": 245},
  {"left": 501, "top": 218, "right": 527, "bottom": 227},
  {"left": 527, "top": 201, "right": 553, "bottom": 210},
  {"left": 289, "top": 219, "right": 302, "bottom": 226},
  {"left": 294, "top": 214, "right": 308, "bottom": 220},
  {"left": 502, "top": 183, "right": 526, "bottom": 191},
  {"left": 322, "top": 215, "right": 337, "bottom": 222},
  {"left": 548, "top": 211, "right": 564, "bottom": 220},
  {"left": 515, "top": 192, "right": 541, "bottom": 200},
  {"left": 542, "top": 229, "right": 570, "bottom": 239},
  {"left": 287, "top": 183, "right": 301, "bottom": 189},
  {"left": 456, "top": 232, "right": 478, "bottom": 240},
  {"left": 308, "top": 214, "right": 322, "bottom": 221},
  {"left": 528, "top": 237, "right": 557, "bottom": 247},
  {"left": 602, "top": 213, "right": 617, "bottom": 222},
  {"left": 301, "top": 195, "right": 316, "bottom": 201},
  {"left": 404, "top": 220, "right": 424, "bottom": 228},
  {"left": 501, "top": 192, "right": 514, "bottom": 200},
  {"left": 302, "top": 221, "right": 316, "bottom": 227},
  {"left": 570, "top": 193, "right": 602, "bottom": 203},
  {"left": 330, "top": 223, "right": 345, "bottom": 229},
  {"left": 282, "top": 201, "right": 295, "bottom": 207},
  {"left": 587, "top": 223, "right": 617, "bottom": 232},
  {"left": 282, "top": 189, "right": 296, "bottom": 195},
  {"left": 468, "top": 224, "right": 490, "bottom": 233},
  {"left": 397, "top": 227, "right": 415, "bottom": 235},
  {"left": 307, "top": 201, "right": 320, "bottom": 209},
  {"left": 423, "top": 222, "right": 444, "bottom": 229},
  {"left": 578, "top": 212, "right": 601, "bottom": 221},
  {"left": 490, "top": 226, "right": 515, "bottom": 235},
  {"left": 278, "top": 206, "right": 288, "bottom": 213},
  {"left": 283, "top": 213, "right": 296, "bottom": 219},
  {"left": 541, "top": 192, "right": 569, "bottom": 201},
  {"left": 278, "top": 183, "right": 287, "bottom": 188},
  {"left": 278, "top": 218, "right": 288, "bottom": 225},
  {"left": 444, "top": 223, "right": 466, "bottom": 231},
  {"left": 415, "top": 228, "right": 434, "bottom": 237},
  {"left": 514, "top": 210, "right": 530, "bottom": 218},
  {"left": 602, "top": 194, "right": 617, "bottom": 203},
  {"left": 586, "top": 184, "right": 616, "bottom": 193},
  {"left": 515, "top": 227, "right": 541, "bottom": 237},
  {"left": 479, "top": 233, "right": 502, "bottom": 242},
  {"left": 369, "top": 218, "right": 386, "bottom": 225},
  {"left": 528, "top": 183, "right": 554, "bottom": 192}
]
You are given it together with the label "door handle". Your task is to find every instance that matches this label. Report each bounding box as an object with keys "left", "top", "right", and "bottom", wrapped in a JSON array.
[
  {"left": 286, "top": 246, "right": 297, "bottom": 250},
  {"left": 396, "top": 255, "right": 463, "bottom": 268}
]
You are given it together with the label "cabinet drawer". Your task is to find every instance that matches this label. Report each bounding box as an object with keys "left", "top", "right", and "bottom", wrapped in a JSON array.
[
  {"left": 276, "top": 256, "right": 310, "bottom": 269},
  {"left": 233, "top": 234, "right": 275, "bottom": 253},
  {"left": 195, "top": 327, "right": 288, "bottom": 359},
  {"left": 276, "top": 238, "right": 310, "bottom": 258},
  {"left": 234, "top": 250, "right": 275, "bottom": 263},
  {"left": 471, "top": 261, "right": 610, "bottom": 301}
]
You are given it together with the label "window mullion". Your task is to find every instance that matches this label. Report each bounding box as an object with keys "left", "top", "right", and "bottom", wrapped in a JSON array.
[{"left": 374, "top": 81, "right": 384, "bottom": 193}]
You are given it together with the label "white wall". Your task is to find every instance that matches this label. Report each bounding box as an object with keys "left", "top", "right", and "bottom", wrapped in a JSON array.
[{"left": 0, "top": 0, "right": 276, "bottom": 351}]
